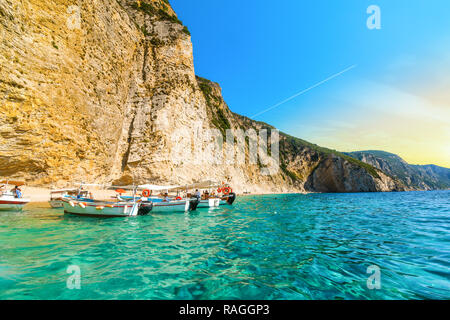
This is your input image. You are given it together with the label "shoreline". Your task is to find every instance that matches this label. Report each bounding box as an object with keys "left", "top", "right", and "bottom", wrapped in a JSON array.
[
  {"left": 20, "top": 187, "right": 307, "bottom": 203},
  {"left": 19, "top": 187, "right": 444, "bottom": 204}
]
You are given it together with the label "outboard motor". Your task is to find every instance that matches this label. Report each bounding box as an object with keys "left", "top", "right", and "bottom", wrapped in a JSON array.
[
  {"left": 227, "top": 193, "right": 236, "bottom": 205},
  {"left": 189, "top": 199, "right": 200, "bottom": 211},
  {"left": 138, "top": 203, "right": 153, "bottom": 216}
]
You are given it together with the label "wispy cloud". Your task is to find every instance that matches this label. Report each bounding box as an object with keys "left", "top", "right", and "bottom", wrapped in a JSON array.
[{"left": 251, "top": 65, "right": 357, "bottom": 119}]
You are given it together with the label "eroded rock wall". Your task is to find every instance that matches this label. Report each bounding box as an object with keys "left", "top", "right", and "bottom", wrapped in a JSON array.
[{"left": 0, "top": 0, "right": 403, "bottom": 193}]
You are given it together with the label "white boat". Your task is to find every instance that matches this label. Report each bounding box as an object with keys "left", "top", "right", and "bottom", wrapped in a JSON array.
[
  {"left": 117, "top": 196, "right": 201, "bottom": 213},
  {"left": 62, "top": 197, "right": 153, "bottom": 217},
  {"left": 138, "top": 181, "right": 236, "bottom": 212},
  {"left": 173, "top": 181, "right": 237, "bottom": 209},
  {"left": 135, "top": 184, "right": 200, "bottom": 214},
  {"left": 151, "top": 198, "right": 200, "bottom": 213},
  {"left": 197, "top": 194, "right": 236, "bottom": 209},
  {"left": 61, "top": 181, "right": 235, "bottom": 217},
  {"left": 0, "top": 181, "right": 30, "bottom": 211},
  {"left": 60, "top": 184, "right": 156, "bottom": 217},
  {"left": 49, "top": 188, "right": 89, "bottom": 208}
]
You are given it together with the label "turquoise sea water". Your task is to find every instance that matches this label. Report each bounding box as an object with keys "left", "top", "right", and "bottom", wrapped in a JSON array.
[{"left": 0, "top": 191, "right": 449, "bottom": 300}]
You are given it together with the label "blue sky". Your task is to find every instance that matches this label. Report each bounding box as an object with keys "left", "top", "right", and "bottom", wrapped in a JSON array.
[{"left": 170, "top": 0, "right": 450, "bottom": 167}]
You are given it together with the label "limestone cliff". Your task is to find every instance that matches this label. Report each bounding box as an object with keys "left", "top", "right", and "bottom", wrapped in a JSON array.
[
  {"left": 304, "top": 154, "right": 403, "bottom": 192},
  {"left": 347, "top": 151, "right": 450, "bottom": 191},
  {"left": 0, "top": 0, "right": 403, "bottom": 193}
]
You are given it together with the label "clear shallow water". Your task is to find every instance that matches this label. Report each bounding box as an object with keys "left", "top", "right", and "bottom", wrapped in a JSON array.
[{"left": 0, "top": 191, "right": 449, "bottom": 300}]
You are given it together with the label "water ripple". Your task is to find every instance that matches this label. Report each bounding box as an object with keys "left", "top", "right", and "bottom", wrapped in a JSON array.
[{"left": 0, "top": 191, "right": 449, "bottom": 299}]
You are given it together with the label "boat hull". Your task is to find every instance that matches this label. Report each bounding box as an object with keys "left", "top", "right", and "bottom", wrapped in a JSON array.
[
  {"left": 0, "top": 199, "right": 30, "bottom": 211},
  {"left": 62, "top": 200, "right": 152, "bottom": 217},
  {"left": 197, "top": 199, "right": 228, "bottom": 208},
  {"left": 152, "top": 199, "right": 199, "bottom": 213},
  {"left": 49, "top": 200, "right": 63, "bottom": 208},
  {"left": 197, "top": 193, "right": 237, "bottom": 208}
]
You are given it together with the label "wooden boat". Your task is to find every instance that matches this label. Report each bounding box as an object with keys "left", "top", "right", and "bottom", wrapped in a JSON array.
[
  {"left": 170, "top": 181, "right": 236, "bottom": 209},
  {"left": 151, "top": 198, "right": 200, "bottom": 213},
  {"left": 61, "top": 197, "right": 153, "bottom": 217},
  {"left": 60, "top": 184, "right": 155, "bottom": 217},
  {"left": 137, "top": 181, "right": 236, "bottom": 211},
  {"left": 135, "top": 184, "right": 200, "bottom": 213},
  {"left": 118, "top": 196, "right": 201, "bottom": 213},
  {"left": 61, "top": 182, "right": 232, "bottom": 216},
  {"left": 0, "top": 181, "right": 30, "bottom": 211},
  {"left": 197, "top": 193, "right": 236, "bottom": 208},
  {"left": 49, "top": 188, "right": 89, "bottom": 208}
]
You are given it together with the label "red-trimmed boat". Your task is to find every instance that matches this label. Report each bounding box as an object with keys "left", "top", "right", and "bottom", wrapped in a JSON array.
[{"left": 0, "top": 181, "right": 30, "bottom": 211}]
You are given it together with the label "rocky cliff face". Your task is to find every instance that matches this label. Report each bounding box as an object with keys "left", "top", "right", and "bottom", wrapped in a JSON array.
[
  {"left": 0, "top": 0, "right": 402, "bottom": 193},
  {"left": 304, "top": 154, "right": 403, "bottom": 192},
  {"left": 347, "top": 151, "right": 450, "bottom": 190}
]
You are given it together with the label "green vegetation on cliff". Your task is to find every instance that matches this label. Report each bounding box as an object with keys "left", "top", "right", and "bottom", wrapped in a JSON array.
[
  {"left": 131, "top": 1, "right": 184, "bottom": 26},
  {"left": 197, "top": 76, "right": 231, "bottom": 139}
]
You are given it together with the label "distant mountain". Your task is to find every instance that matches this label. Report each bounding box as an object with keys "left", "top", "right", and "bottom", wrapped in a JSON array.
[{"left": 346, "top": 151, "right": 450, "bottom": 190}]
